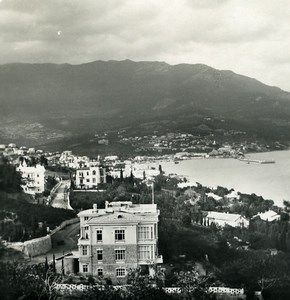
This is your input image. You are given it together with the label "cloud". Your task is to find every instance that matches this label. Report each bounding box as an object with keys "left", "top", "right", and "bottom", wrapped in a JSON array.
[{"left": 0, "top": 0, "right": 289, "bottom": 90}]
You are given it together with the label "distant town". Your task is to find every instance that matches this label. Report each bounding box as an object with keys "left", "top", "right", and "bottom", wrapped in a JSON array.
[{"left": 1, "top": 136, "right": 290, "bottom": 300}]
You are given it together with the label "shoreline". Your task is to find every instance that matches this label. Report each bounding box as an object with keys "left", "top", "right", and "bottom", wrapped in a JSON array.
[{"left": 143, "top": 149, "right": 290, "bottom": 207}]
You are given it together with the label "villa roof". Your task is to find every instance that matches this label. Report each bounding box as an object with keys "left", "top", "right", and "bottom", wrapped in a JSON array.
[
  {"left": 206, "top": 211, "right": 246, "bottom": 222},
  {"left": 86, "top": 211, "right": 158, "bottom": 225},
  {"left": 254, "top": 210, "right": 280, "bottom": 222}
]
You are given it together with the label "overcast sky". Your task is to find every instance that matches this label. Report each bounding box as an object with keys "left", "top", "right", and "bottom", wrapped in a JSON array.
[{"left": 1, "top": 0, "right": 290, "bottom": 91}]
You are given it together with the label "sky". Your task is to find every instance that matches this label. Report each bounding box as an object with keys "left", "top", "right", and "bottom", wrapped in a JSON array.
[{"left": 0, "top": 0, "right": 290, "bottom": 91}]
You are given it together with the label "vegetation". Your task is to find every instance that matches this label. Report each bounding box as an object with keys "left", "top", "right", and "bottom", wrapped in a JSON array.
[
  {"left": 0, "top": 160, "right": 76, "bottom": 242},
  {"left": 0, "top": 162, "right": 22, "bottom": 193},
  {"left": 70, "top": 176, "right": 151, "bottom": 211},
  {"left": 0, "top": 195, "right": 76, "bottom": 242}
]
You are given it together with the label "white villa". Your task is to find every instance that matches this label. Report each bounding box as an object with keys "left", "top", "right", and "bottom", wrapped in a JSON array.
[
  {"left": 204, "top": 211, "right": 249, "bottom": 228},
  {"left": 16, "top": 162, "right": 45, "bottom": 195},
  {"left": 253, "top": 210, "right": 280, "bottom": 222},
  {"left": 75, "top": 165, "right": 107, "bottom": 189},
  {"left": 76, "top": 201, "right": 163, "bottom": 283}
]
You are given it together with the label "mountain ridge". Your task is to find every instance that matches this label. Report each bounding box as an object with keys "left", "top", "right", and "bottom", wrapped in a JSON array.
[{"left": 0, "top": 60, "right": 290, "bottom": 148}]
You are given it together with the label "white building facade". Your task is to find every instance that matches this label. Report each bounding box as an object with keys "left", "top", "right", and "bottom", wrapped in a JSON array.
[
  {"left": 16, "top": 162, "right": 45, "bottom": 195},
  {"left": 75, "top": 166, "right": 107, "bottom": 189},
  {"left": 204, "top": 211, "right": 249, "bottom": 228},
  {"left": 77, "top": 201, "right": 163, "bottom": 283}
]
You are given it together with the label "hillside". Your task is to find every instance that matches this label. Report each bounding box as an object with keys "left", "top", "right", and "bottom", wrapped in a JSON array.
[{"left": 1, "top": 60, "right": 290, "bottom": 148}]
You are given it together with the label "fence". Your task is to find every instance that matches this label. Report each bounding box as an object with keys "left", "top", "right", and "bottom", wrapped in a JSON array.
[
  {"left": 54, "top": 284, "right": 246, "bottom": 296},
  {"left": 54, "top": 284, "right": 182, "bottom": 295},
  {"left": 208, "top": 287, "right": 244, "bottom": 295}
]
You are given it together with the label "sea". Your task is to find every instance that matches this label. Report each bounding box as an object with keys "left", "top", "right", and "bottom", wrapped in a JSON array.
[{"left": 153, "top": 150, "right": 290, "bottom": 207}]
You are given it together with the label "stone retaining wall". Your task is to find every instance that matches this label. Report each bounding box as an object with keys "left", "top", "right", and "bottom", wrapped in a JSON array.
[
  {"left": 23, "top": 235, "right": 52, "bottom": 257},
  {"left": 6, "top": 217, "right": 79, "bottom": 257}
]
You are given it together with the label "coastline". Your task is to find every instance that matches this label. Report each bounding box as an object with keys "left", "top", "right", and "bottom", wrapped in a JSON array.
[{"left": 143, "top": 149, "right": 290, "bottom": 207}]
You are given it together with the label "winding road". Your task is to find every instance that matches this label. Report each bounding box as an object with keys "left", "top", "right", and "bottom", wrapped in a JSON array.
[{"left": 51, "top": 180, "right": 72, "bottom": 210}]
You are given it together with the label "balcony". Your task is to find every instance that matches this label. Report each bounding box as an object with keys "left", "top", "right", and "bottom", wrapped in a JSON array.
[
  {"left": 77, "top": 237, "right": 91, "bottom": 246},
  {"left": 155, "top": 255, "right": 163, "bottom": 264},
  {"left": 138, "top": 255, "right": 163, "bottom": 265}
]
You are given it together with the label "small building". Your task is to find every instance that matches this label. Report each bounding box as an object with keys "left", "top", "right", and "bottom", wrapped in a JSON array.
[
  {"left": 177, "top": 181, "right": 197, "bottom": 189},
  {"left": 27, "top": 148, "right": 36, "bottom": 154},
  {"left": 206, "top": 192, "right": 223, "bottom": 201},
  {"left": 204, "top": 211, "right": 249, "bottom": 228},
  {"left": 225, "top": 190, "right": 240, "bottom": 201},
  {"left": 253, "top": 210, "right": 280, "bottom": 222},
  {"left": 16, "top": 162, "right": 45, "bottom": 195},
  {"left": 98, "top": 139, "right": 109, "bottom": 145},
  {"left": 75, "top": 165, "right": 107, "bottom": 189},
  {"left": 76, "top": 201, "right": 163, "bottom": 283}
]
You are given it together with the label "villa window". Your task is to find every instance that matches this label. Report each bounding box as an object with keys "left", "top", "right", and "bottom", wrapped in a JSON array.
[
  {"left": 82, "top": 264, "right": 88, "bottom": 273},
  {"left": 97, "top": 249, "right": 103, "bottom": 261},
  {"left": 115, "top": 249, "right": 126, "bottom": 261},
  {"left": 116, "top": 268, "right": 126, "bottom": 277},
  {"left": 115, "top": 229, "right": 125, "bottom": 241},
  {"left": 82, "top": 246, "right": 88, "bottom": 256},
  {"left": 84, "top": 226, "right": 89, "bottom": 239},
  {"left": 84, "top": 216, "right": 89, "bottom": 221},
  {"left": 138, "top": 245, "right": 153, "bottom": 261},
  {"left": 97, "top": 268, "right": 103, "bottom": 276},
  {"left": 138, "top": 226, "right": 153, "bottom": 240},
  {"left": 92, "top": 170, "right": 96, "bottom": 175},
  {"left": 96, "top": 229, "right": 102, "bottom": 242}
]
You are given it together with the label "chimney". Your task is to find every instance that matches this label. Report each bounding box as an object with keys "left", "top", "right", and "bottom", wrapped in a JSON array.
[{"left": 93, "top": 203, "right": 98, "bottom": 213}]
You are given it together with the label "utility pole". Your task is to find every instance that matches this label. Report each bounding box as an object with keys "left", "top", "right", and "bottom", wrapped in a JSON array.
[{"left": 152, "top": 182, "right": 154, "bottom": 204}]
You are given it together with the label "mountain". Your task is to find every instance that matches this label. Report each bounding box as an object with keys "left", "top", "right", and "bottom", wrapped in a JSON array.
[{"left": 1, "top": 60, "right": 290, "bottom": 149}]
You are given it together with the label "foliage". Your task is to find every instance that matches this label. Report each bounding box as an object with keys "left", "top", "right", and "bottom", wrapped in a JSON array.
[
  {"left": 217, "top": 251, "right": 289, "bottom": 295},
  {"left": 83, "top": 267, "right": 172, "bottom": 300},
  {"left": 45, "top": 176, "right": 58, "bottom": 191},
  {"left": 70, "top": 178, "right": 150, "bottom": 210},
  {"left": 0, "top": 195, "right": 76, "bottom": 242},
  {"left": 0, "top": 163, "right": 22, "bottom": 193},
  {"left": 175, "top": 267, "right": 215, "bottom": 300},
  {"left": 0, "top": 261, "right": 57, "bottom": 300}
]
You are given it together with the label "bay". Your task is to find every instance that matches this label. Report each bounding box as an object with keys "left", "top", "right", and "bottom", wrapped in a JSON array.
[{"left": 154, "top": 150, "right": 290, "bottom": 207}]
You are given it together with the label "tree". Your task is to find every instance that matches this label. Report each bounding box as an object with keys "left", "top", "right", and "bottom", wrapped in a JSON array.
[
  {"left": 0, "top": 163, "right": 22, "bottom": 192},
  {"left": 218, "top": 252, "right": 287, "bottom": 295},
  {"left": 126, "top": 267, "right": 169, "bottom": 300},
  {"left": 39, "top": 155, "right": 48, "bottom": 166},
  {"left": 0, "top": 261, "right": 51, "bottom": 300},
  {"left": 176, "top": 267, "right": 214, "bottom": 300}
]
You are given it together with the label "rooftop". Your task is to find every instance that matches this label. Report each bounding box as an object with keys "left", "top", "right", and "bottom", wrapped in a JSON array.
[
  {"left": 78, "top": 201, "right": 159, "bottom": 220},
  {"left": 205, "top": 211, "right": 246, "bottom": 222}
]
